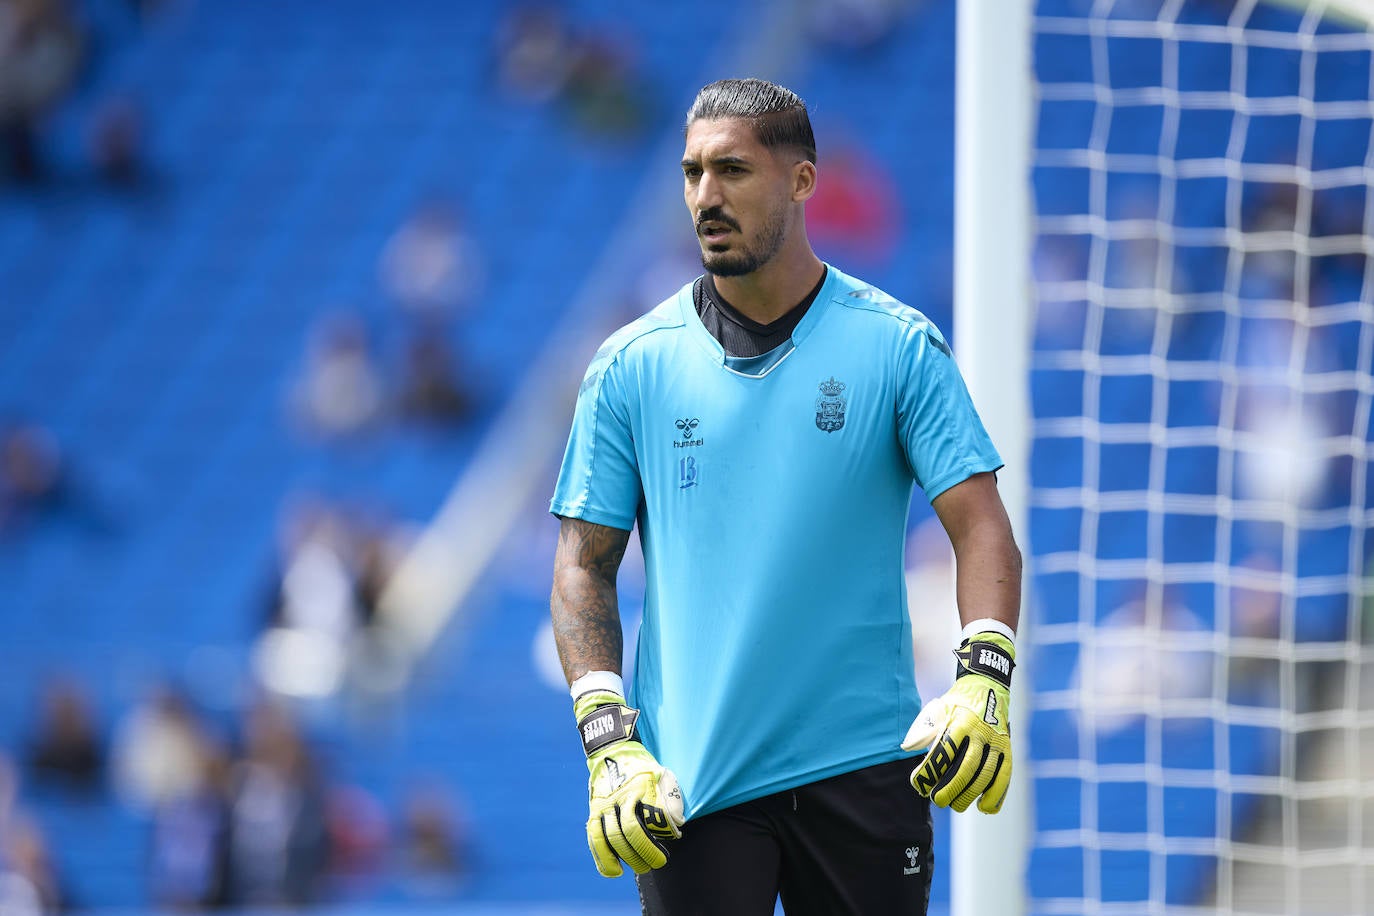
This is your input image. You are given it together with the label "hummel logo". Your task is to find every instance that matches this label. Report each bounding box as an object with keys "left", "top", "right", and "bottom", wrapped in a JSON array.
[
  {"left": 904, "top": 845, "right": 922, "bottom": 875},
  {"left": 673, "top": 418, "right": 703, "bottom": 448}
]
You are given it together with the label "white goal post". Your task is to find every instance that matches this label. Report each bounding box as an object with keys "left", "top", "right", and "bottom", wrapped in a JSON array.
[{"left": 953, "top": 2, "right": 1034, "bottom": 916}]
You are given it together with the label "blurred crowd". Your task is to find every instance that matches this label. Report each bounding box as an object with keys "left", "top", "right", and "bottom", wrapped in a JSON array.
[
  {"left": 493, "top": 3, "right": 653, "bottom": 137},
  {"left": 0, "top": 421, "right": 67, "bottom": 536},
  {"left": 253, "top": 494, "right": 414, "bottom": 701},
  {"left": 0, "top": 677, "right": 469, "bottom": 913},
  {"left": 0, "top": 0, "right": 155, "bottom": 187},
  {"left": 288, "top": 199, "right": 484, "bottom": 443}
]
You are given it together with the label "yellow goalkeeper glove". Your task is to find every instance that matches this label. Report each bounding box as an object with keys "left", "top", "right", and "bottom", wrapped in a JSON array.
[
  {"left": 574, "top": 687, "right": 684, "bottom": 878},
  {"left": 903, "top": 632, "right": 1015, "bottom": 813}
]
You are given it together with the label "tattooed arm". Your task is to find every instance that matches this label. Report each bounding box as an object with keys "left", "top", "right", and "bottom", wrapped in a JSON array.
[{"left": 550, "top": 516, "right": 632, "bottom": 685}]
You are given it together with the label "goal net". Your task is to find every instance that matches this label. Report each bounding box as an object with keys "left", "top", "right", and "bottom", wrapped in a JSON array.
[{"left": 1025, "top": 1, "right": 1374, "bottom": 913}]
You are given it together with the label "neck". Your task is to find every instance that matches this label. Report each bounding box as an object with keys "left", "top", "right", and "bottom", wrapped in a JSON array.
[{"left": 711, "top": 241, "right": 826, "bottom": 325}]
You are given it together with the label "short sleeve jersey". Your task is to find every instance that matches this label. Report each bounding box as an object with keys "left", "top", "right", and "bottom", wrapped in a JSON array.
[{"left": 551, "top": 265, "right": 1003, "bottom": 820}]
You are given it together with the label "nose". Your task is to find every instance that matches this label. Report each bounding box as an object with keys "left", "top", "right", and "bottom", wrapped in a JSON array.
[{"left": 691, "top": 170, "right": 724, "bottom": 212}]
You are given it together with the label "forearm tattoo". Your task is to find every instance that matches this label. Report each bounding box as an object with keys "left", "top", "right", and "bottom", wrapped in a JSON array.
[{"left": 551, "top": 517, "right": 631, "bottom": 685}]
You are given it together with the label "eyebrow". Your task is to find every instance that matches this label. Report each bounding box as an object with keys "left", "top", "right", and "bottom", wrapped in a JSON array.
[{"left": 681, "top": 155, "right": 753, "bottom": 170}]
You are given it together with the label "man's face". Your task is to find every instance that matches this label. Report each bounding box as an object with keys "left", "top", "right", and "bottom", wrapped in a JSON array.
[{"left": 681, "top": 118, "right": 795, "bottom": 278}]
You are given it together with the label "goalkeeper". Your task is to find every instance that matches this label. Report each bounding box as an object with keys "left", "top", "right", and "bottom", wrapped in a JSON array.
[{"left": 550, "top": 78, "right": 1021, "bottom": 915}]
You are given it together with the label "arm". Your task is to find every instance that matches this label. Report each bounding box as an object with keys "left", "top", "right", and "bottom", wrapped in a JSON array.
[
  {"left": 550, "top": 516, "right": 631, "bottom": 684},
  {"left": 906, "top": 471, "right": 1021, "bottom": 814},
  {"left": 551, "top": 515, "right": 684, "bottom": 878},
  {"left": 930, "top": 471, "right": 1022, "bottom": 635}
]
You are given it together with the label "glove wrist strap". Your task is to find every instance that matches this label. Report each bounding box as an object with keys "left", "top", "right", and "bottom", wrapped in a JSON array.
[
  {"left": 955, "top": 637, "right": 1015, "bottom": 688},
  {"left": 577, "top": 702, "right": 640, "bottom": 757}
]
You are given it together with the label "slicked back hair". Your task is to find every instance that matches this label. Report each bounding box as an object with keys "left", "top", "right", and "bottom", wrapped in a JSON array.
[{"left": 685, "top": 78, "right": 817, "bottom": 165}]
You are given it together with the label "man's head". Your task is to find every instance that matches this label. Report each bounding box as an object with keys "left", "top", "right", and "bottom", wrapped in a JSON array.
[{"left": 681, "top": 79, "right": 818, "bottom": 278}]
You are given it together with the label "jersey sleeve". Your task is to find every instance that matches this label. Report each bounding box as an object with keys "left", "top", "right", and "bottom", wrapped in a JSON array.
[
  {"left": 896, "top": 319, "right": 1004, "bottom": 502},
  {"left": 550, "top": 349, "right": 642, "bottom": 530}
]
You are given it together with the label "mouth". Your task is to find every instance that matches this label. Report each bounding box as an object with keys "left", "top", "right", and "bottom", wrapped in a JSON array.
[{"left": 697, "top": 222, "right": 734, "bottom": 243}]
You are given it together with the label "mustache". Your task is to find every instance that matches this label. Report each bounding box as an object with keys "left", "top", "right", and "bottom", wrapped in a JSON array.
[{"left": 695, "top": 208, "right": 740, "bottom": 232}]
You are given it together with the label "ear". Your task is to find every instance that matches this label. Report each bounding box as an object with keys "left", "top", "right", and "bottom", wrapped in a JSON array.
[{"left": 792, "top": 160, "right": 817, "bottom": 203}]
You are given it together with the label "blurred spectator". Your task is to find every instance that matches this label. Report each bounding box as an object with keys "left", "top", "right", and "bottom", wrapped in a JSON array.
[
  {"left": 256, "top": 499, "right": 359, "bottom": 700},
  {"left": 1072, "top": 590, "right": 1213, "bottom": 736},
  {"left": 0, "top": 754, "right": 67, "bottom": 915},
  {"left": 805, "top": 0, "right": 908, "bottom": 50},
  {"left": 0, "top": 422, "right": 67, "bottom": 534},
  {"left": 1311, "top": 183, "right": 1368, "bottom": 297},
  {"left": 86, "top": 95, "right": 146, "bottom": 186},
  {"left": 110, "top": 684, "right": 209, "bottom": 811},
  {"left": 1231, "top": 309, "right": 1341, "bottom": 513},
  {"left": 380, "top": 200, "right": 483, "bottom": 326},
  {"left": 0, "top": 817, "right": 64, "bottom": 914},
  {"left": 394, "top": 783, "right": 468, "bottom": 898},
  {"left": 323, "top": 783, "right": 389, "bottom": 889},
  {"left": 493, "top": 3, "right": 576, "bottom": 104},
  {"left": 289, "top": 313, "right": 386, "bottom": 439},
  {"left": 397, "top": 334, "right": 473, "bottom": 426},
  {"left": 806, "top": 144, "right": 901, "bottom": 270},
  {"left": 1239, "top": 179, "right": 1300, "bottom": 303},
  {"left": 268, "top": 500, "right": 360, "bottom": 643},
  {"left": 1227, "top": 551, "right": 1284, "bottom": 708},
  {"left": 148, "top": 743, "right": 231, "bottom": 910},
  {"left": 125, "top": 0, "right": 171, "bottom": 23},
  {"left": 351, "top": 522, "right": 402, "bottom": 629},
  {"left": 0, "top": 0, "right": 86, "bottom": 182},
  {"left": 493, "top": 6, "right": 652, "bottom": 137},
  {"left": 256, "top": 498, "right": 413, "bottom": 701},
  {"left": 563, "top": 35, "right": 650, "bottom": 138},
  {"left": 24, "top": 676, "right": 103, "bottom": 793},
  {"left": 225, "top": 700, "right": 329, "bottom": 906}
]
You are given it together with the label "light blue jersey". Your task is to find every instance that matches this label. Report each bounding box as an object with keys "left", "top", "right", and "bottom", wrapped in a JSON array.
[{"left": 551, "top": 265, "right": 1002, "bottom": 819}]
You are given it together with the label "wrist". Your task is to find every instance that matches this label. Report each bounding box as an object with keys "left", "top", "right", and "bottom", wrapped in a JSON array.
[
  {"left": 959, "top": 617, "right": 1016, "bottom": 643},
  {"left": 569, "top": 670, "right": 624, "bottom": 699}
]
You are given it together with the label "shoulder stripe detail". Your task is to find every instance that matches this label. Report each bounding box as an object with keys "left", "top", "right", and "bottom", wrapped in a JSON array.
[{"left": 579, "top": 292, "right": 688, "bottom": 393}]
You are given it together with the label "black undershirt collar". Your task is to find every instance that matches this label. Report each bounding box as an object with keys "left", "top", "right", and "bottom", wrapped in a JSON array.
[{"left": 693, "top": 267, "right": 828, "bottom": 359}]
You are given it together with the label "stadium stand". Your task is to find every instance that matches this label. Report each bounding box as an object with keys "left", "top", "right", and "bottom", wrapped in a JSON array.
[{"left": 0, "top": 0, "right": 725, "bottom": 907}]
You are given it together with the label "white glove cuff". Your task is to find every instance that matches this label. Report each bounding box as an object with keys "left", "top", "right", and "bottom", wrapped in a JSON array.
[
  {"left": 570, "top": 670, "right": 624, "bottom": 700},
  {"left": 960, "top": 618, "right": 1017, "bottom": 644}
]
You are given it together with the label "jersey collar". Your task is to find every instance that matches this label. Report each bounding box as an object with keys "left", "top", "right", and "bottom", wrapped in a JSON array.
[{"left": 678, "top": 263, "right": 840, "bottom": 378}]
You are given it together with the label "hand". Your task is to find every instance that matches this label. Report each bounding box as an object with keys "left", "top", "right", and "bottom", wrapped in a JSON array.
[
  {"left": 902, "top": 632, "right": 1015, "bottom": 813},
  {"left": 575, "top": 689, "right": 685, "bottom": 877}
]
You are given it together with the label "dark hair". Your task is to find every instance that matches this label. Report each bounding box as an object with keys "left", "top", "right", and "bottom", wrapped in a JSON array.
[{"left": 685, "top": 78, "right": 817, "bottom": 165}]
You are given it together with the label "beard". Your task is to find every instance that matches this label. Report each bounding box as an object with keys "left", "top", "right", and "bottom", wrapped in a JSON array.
[{"left": 700, "top": 205, "right": 788, "bottom": 278}]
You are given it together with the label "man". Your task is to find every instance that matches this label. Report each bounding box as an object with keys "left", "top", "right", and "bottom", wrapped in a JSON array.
[{"left": 550, "top": 78, "right": 1021, "bottom": 915}]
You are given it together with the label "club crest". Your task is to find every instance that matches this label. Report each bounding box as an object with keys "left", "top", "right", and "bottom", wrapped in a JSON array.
[{"left": 815, "top": 377, "right": 847, "bottom": 433}]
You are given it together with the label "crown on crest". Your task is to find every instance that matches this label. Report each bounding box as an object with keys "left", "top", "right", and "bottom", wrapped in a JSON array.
[{"left": 818, "top": 377, "right": 846, "bottom": 397}]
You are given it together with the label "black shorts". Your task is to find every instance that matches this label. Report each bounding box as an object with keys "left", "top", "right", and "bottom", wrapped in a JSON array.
[{"left": 636, "top": 757, "right": 934, "bottom": 916}]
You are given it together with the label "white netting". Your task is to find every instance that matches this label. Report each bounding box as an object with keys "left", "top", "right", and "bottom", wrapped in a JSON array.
[{"left": 1027, "top": 1, "right": 1374, "bottom": 913}]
